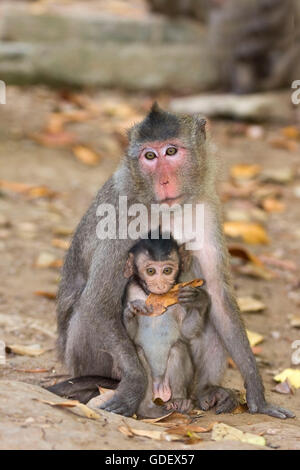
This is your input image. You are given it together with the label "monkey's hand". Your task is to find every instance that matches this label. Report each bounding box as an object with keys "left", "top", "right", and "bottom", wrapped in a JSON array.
[
  {"left": 247, "top": 395, "right": 295, "bottom": 419},
  {"left": 127, "top": 300, "right": 153, "bottom": 317},
  {"left": 178, "top": 286, "right": 210, "bottom": 312}
]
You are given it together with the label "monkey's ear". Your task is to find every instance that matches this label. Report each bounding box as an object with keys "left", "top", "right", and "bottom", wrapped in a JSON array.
[
  {"left": 178, "top": 244, "right": 192, "bottom": 273},
  {"left": 124, "top": 253, "right": 135, "bottom": 278},
  {"left": 192, "top": 115, "right": 207, "bottom": 142}
]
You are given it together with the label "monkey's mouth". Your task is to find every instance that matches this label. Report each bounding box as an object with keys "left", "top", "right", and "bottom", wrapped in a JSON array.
[{"left": 157, "top": 194, "right": 184, "bottom": 206}]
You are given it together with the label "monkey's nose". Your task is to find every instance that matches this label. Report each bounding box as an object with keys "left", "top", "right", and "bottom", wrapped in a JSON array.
[{"left": 160, "top": 179, "right": 169, "bottom": 186}]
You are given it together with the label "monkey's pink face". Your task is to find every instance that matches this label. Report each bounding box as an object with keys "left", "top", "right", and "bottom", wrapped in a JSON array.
[
  {"left": 139, "top": 139, "right": 187, "bottom": 205},
  {"left": 137, "top": 252, "right": 179, "bottom": 295}
]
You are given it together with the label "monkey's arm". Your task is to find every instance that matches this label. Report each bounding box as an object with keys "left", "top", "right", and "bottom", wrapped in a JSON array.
[{"left": 194, "top": 203, "right": 294, "bottom": 419}]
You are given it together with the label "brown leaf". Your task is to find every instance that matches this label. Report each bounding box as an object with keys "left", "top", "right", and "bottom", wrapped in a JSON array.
[
  {"left": 51, "top": 238, "right": 70, "bottom": 250},
  {"left": 281, "top": 126, "right": 300, "bottom": 140},
  {"left": 145, "top": 279, "right": 204, "bottom": 316},
  {"left": 6, "top": 344, "right": 46, "bottom": 357},
  {"left": 0, "top": 180, "right": 57, "bottom": 199},
  {"left": 262, "top": 197, "right": 285, "bottom": 213},
  {"left": 34, "top": 291, "right": 57, "bottom": 300},
  {"left": 46, "top": 110, "right": 93, "bottom": 134},
  {"left": 31, "top": 131, "right": 77, "bottom": 148},
  {"left": 224, "top": 221, "right": 270, "bottom": 244},
  {"left": 228, "top": 245, "right": 264, "bottom": 266},
  {"left": 36, "top": 399, "right": 101, "bottom": 419},
  {"left": 35, "top": 252, "right": 63, "bottom": 268},
  {"left": 269, "top": 137, "right": 298, "bottom": 151},
  {"left": 236, "top": 262, "right": 277, "bottom": 280},
  {"left": 230, "top": 164, "right": 261, "bottom": 180},
  {"left": 237, "top": 296, "right": 265, "bottom": 313},
  {"left": 14, "top": 368, "right": 50, "bottom": 373},
  {"left": 72, "top": 146, "right": 102, "bottom": 166}
]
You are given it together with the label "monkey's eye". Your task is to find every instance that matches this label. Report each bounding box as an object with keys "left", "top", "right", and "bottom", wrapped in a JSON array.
[
  {"left": 145, "top": 151, "right": 156, "bottom": 160},
  {"left": 146, "top": 267, "right": 156, "bottom": 276},
  {"left": 166, "top": 147, "right": 177, "bottom": 156},
  {"left": 163, "top": 267, "right": 173, "bottom": 275}
]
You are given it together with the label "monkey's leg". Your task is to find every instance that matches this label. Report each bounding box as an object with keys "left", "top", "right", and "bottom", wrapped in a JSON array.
[
  {"left": 189, "top": 320, "right": 237, "bottom": 414},
  {"left": 193, "top": 203, "right": 294, "bottom": 419},
  {"left": 136, "top": 347, "right": 170, "bottom": 419},
  {"left": 65, "top": 302, "right": 147, "bottom": 416},
  {"left": 164, "top": 341, "right": 194, "bottom": 414}
]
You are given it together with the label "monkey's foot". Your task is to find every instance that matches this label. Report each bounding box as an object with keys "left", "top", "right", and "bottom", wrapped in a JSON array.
[
  {"left": 247, "top": 400, "right": 295, "bottom": 419},
  {"left": 165, "top": 398, "right": 193, "bottom": 414},
  {"left": 197, "top": 386, "right": 238, "bottom": 414}
]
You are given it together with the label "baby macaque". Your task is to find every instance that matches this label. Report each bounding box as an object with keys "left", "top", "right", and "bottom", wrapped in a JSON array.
[{"left": 122, "top": 234, "right": 210, "bottom": 418}]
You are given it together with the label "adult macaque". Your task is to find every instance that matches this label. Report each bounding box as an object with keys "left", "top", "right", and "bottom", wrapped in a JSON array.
[
  {"left": 55, "top": 104, "right": 294, "bottom": 419},
  {"left": 123, "top": 234, "right": 213, "bottom": 417}
]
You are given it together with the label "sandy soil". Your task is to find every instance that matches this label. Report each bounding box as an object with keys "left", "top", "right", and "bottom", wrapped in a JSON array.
[{"left": 0, "top": 86, "right": 300, "bottom": 450}]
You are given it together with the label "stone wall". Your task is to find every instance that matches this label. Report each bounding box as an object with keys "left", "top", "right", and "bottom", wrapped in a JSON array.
[{"left": 0, "top": 2, "right": 219, "bottom": 91}]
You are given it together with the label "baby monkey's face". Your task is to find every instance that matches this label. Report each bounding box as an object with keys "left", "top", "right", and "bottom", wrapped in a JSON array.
[{"left": 136, "top": 250, "right": 180, "bottom": 295}]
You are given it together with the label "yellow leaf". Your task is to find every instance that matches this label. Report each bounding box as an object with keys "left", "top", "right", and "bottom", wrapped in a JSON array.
[
  {"left": 274, "top": 369, "right": 300, "bottom": 389},
  {"left": 37, "top": 399, "right": 101, "bottom": 419},
  {"left": 224, "top": 221, "right": 269, "bottom": 244},
  {"left": 211, "top": 423, "right": 266, "bottom": 447},
  {"left": 262, "top": 198, "right": 285, "bottom": 213},
  {"left": 72, "top": 146, "right": 101, "bottom": 166},
  {"left": 237, "top": 296, "right": 266, "bottom": 313},
  {"left": 230, "top": 164, "right": 261, "bottom": 180},
  {"left": 246, "top": 330, "right": 264, "bottom": 347},
  {"left": 51, "top": 238, "right": 70, "bottom": 250},
  {"left": 281, "top": 126, "right": 300, "bottom": 140},
  {"left": 7, "top": 344, "right": 46, "bottom": 357}
]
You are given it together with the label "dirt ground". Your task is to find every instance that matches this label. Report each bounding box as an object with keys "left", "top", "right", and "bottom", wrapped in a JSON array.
[{"left": 0, "top": 86, "right": 300, "bottom": 450}]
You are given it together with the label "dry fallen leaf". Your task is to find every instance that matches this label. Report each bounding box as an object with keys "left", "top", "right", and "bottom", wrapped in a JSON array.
[
  {"left": 36, "top": 399, "right": 101, "bottom": 419},
  {"left": 118, "top": 424, "right": 183, "bottom": 442},
  {"left": 228, "top": 245, "right": 263, "bottom": 266},
  {"left": 35, "top": 252, "right": 63, "bottom": 269},
  {"left": 260, "top": 167, "right": 294, "bottom": 184},
  {"left": 14, "top": 368, "right": 50, "bottom": 373},
  {"left": 146, "top": 279, "right": 204, "bottom": 316},
  {"left": 51, "top": 238, "right": 70, "bottom": 250},
  {"left": 237, "top": 296, "right": 266, "bottom": 313},
  {"left": 274, "top": 369, "right": 300, "bottom": 389},
  {"left": 246, "top": 330, "right": 264, "bottom": 347},
  {"left": 236, "top": 262, "right": 277, "bottom": 280},
  {"left": 30, "top": 131, "right": 77, "bottom": 148},
  {"left": 34, "top": 290, "right": 57, "bottom": 300},
  {"left": 290, "top": 316, "right": 300, "bottom": 328},
  {"left": 269, "top": 137, "right": 298, "bottom": 152},
  {"left": 6, "top": 344, "right": 46, "bottom": 357},
  {"left": 211, "top": 422, "right": 266, "bottom": 447},
  {"left": 72, "top": 146, "right": 102, "bottom": 166},
  {"left": 273, "top": 379, "right": 294, "bottom": 395},
  {"left": 230, "top": 164, "right": 261, "bottom": 180},
  {"left": 0, "top": 180, "right": 57, "bottom": 199},
  {"left": 224, "top": 221, "right": 269, "bottom": 245},
  {"left": 262, "top": 197, "right": 285, "bottom": 213},
  {"left": 281, "top": 126, "right": 300, "bottom": 140}
]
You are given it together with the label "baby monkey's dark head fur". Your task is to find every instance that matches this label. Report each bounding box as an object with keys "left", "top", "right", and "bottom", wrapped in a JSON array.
[{"left": 124, "top": 232, "right": 191, "bottom": 295}]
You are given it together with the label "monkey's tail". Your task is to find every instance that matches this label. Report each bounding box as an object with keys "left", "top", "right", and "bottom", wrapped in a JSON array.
[{"left": 45, "top": 375, "right": 119, "bottom": 404}]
